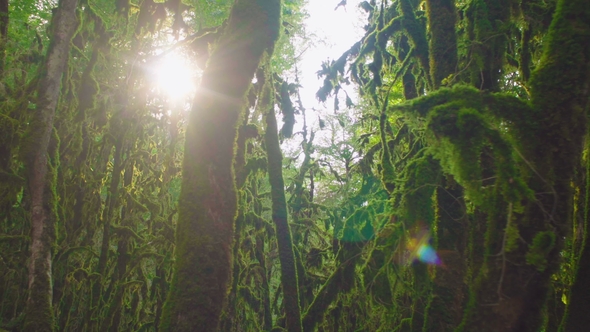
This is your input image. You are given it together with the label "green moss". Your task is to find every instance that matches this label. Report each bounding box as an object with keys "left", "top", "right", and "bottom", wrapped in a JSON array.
[
  {"left": 397, "top": 154, "right": 439, "bottom": 225},
  {"left": 390, "top": 85, "right": 533, "bottom": 206},
  {"left": 504, "top": 220, "right": 519, "bottom": 253},
  {"left": 526, "top": 231, "right": 556, "bottom": 272}
]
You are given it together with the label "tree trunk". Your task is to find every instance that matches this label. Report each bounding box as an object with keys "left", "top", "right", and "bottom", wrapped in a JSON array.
[
  {"left": 21, "top": 0, "right": 78, "bottom": 330},
  {"left": 159, "top": 0, "right": 280, "bottom": 330},
  {"left": 264, "top": 71, "right": 303, "bottom": 332},
  {"left": 425, "top": 0, "right": 457, "bottom": 88},
  {"left": 424, "top": 183, "right": 466, "bottom": 331}
]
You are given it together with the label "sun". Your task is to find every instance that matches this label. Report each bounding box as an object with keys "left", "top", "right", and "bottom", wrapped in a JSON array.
[{"left": 152, "top": 51, "right": 198, "bottom": 102}]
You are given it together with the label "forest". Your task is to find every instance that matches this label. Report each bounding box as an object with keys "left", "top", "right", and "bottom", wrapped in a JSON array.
[{"left": 0, "top": 0, "right": 589, "bottom": 331}]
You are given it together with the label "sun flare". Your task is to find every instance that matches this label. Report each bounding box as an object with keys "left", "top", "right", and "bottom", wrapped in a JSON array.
[{"left": 152, "top": 51, "right": 198, "bottom": 101}]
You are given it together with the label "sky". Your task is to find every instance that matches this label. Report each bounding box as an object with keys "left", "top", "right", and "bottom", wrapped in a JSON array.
[
  {"left": 297, "top": 0, "right": 366, "bottom": 110},
  {"left": 278, "top": 0, "right": 367, "bottom": 161}
]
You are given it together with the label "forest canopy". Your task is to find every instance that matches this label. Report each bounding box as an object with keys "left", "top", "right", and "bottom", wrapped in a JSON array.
[{"left": 0, "top": 0, "right": 589, "bottom": 331}]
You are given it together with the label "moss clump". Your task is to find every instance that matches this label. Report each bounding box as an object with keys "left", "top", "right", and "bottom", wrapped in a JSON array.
[{"left": 525, "top": 231, "right": 556, "bottom": 272}]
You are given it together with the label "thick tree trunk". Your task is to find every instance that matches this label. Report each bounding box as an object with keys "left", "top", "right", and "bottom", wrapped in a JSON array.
[
  {"left": 264, "top": 72, "right": 303, "bottom": 332},
  {"left": 458, "top": 0, "right": 590, "bottom": 330},
  {"left": 159, "top": 0, "right": 280, "bottom": 331},
  {"left": 518, "top": 0, "right": 590, "bottom": 329},
  {"left": 21, "top": 0, "right": 78, "bottom": 330}
]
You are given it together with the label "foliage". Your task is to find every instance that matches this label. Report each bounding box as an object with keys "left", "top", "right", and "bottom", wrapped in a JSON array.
[{"left": 1, "top": 0, "right": 589, "bottom": 331}]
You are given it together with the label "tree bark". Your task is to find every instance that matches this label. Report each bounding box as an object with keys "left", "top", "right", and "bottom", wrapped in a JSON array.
[
  {"left": 21, "top": 0, "right": 79, "bottom": 331},
  {"left": 159, "top": 0, "right": 280, "bottom": 330}
]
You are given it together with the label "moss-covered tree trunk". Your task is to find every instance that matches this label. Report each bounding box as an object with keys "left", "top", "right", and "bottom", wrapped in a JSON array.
[
  {"left": 516, "top": 0, "right": 589, "bottom": 329},
  {"left": 263, "top": 71, "right": 303, "bottom": 332},
  {"left": 424, "top": 183, "right": 466, "bottom": 331},
  {"left": 159, "top": 0, "right": 280, "bottom": 330},
  {"left": 421, "top": 5, "right": 463, "bottom": 323},
  {"left": 21, "top": 0, "right": 78, "bottom": 330},
  {"left": 563, "top": 208, "right": 590, "bottom": 330},
  {"left": 425, "top": 0, "right": 457, "bottom": 88},
  {"left": 562, "top": 140, "right": 590, "bottom": 331},
  {"left": 459, "top": 0, "right": 590, "bottom": 330}
]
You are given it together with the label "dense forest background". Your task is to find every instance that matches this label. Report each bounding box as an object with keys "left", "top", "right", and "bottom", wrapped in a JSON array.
[{"left": 0, "top": 0, "right": 589, "bottom": 331}]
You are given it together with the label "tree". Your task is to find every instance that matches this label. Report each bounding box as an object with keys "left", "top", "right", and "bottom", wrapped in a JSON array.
[
  {"left": 20, "top": 0, "right": 79, "bottom": 330},
  {"left": 159, "top": 0, "right": 281, "bottom": 330}
]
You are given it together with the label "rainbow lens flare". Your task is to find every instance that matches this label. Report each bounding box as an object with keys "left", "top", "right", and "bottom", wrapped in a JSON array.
[
  {"left": 405, "top": 228, "right": 442, "bottom": 266},
  {"left": 416, "top": 243, "right": 441, "bottom": 265}
]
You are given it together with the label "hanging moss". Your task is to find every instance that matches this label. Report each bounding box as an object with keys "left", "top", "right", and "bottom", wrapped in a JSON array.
[
  {"left": 362, "top": 248, "right": 393, "bottom": 306},
  {"left": 519, "top": 23, "right": 532, "bottom": 83},
  {"left": 388, "top": 84, "right": 533, "bottom": 207}
]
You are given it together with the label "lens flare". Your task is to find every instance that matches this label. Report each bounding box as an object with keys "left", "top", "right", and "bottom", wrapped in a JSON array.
[{"left": 405, "top": 226, "right": 442, "bottom": 266}]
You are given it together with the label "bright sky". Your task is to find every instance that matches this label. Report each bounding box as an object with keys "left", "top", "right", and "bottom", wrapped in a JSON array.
[{"left": 298, "top": 0, "right": 366, "bottom": 110}]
